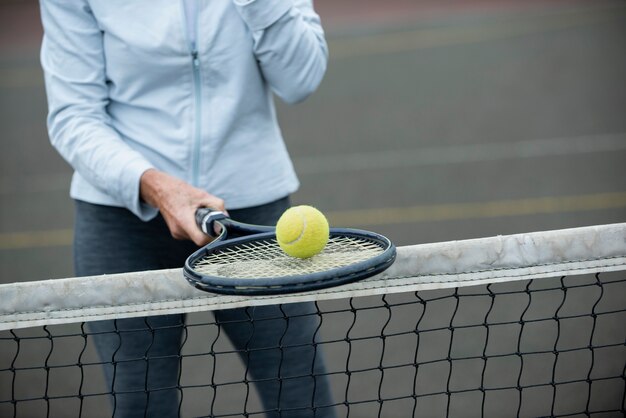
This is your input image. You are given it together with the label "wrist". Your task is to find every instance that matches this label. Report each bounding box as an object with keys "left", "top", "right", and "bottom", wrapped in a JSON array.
[{"left": 140, "top": 169, "right": 168, "bottom": 208}]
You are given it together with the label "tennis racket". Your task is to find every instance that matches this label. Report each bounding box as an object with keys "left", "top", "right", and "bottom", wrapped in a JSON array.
[{"left": 183, "top": 208, "right": 396, "bottom": 295}]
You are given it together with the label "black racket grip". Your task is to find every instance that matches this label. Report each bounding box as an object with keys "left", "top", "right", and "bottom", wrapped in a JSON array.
[{"left": 195, "top": 208, "right": 228, "bottom": 238}]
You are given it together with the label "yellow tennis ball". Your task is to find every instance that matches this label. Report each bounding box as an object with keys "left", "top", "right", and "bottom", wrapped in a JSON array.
[{"left": 276, "top": 205, "right": 329, "bottom": 259}]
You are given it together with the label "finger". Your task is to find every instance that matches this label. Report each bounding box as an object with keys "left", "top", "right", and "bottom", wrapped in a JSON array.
[
  {"left": 179, "top": 210, "right": 210, "bottom": 244},
  {"left": 213, "top": 222, "right": 224, "bottom": 237},
  {"left": 188, "top": 225, "right": 213, "bottom": 246},
  {"left": 199, "top": 196, "right": 225, "bottom": 213}
]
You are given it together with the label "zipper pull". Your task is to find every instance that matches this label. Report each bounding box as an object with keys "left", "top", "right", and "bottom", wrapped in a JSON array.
[{"left": 192, "top": 51, "right": 200, "bottom": 68}]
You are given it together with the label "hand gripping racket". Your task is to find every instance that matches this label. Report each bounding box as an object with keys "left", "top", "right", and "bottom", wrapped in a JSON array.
[{"left": 183, "top": 208, "right": 396, "bottom": 295}]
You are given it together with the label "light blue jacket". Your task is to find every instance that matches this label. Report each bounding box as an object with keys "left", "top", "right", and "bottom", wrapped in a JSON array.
[{"left": 39, "top": 0, "right": 328, "bottom": 220}]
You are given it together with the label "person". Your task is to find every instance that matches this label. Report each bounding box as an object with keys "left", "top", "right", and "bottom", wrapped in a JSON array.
[{"left": 38, "top": 0, "right": 334, "bottom": 417}]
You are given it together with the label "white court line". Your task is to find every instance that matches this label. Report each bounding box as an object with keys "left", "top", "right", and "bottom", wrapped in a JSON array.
[
  {"left": 294, "top": 132, "right": 626, "bottom": 175},
  {"left": 0, "top": 172, "right": 70, "bottom": 195},
  {"left": 2, "top": 192, "right": 626, "bottom": 250},
  {"left": 1, "top": 4, "right": 622, "bottom": 88},
  {"left": 328, "top": 5, "right": 624, "bottom": 59},
  {"left": 325, "top": 192, "right": 626, "bottom": 227},
  {"left": 2, "top": 133, "right": 625, "bottom": 195},
  {"left": 0, "top": 67, "right": 43, "bottom": 89}
]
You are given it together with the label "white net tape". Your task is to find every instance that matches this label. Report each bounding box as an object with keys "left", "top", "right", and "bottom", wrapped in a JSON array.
[{"left": 1, "top": 223, "right": 624, "bottom": 331}]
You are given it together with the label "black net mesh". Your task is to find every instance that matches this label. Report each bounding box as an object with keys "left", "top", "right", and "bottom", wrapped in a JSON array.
[{"left": 1, "top": 271, "right": 625, "bottom": 417}]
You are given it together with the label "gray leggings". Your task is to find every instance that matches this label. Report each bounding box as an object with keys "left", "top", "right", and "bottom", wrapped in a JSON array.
[{"left": 74, "top": 198, "right": 335, "bottom": 418}]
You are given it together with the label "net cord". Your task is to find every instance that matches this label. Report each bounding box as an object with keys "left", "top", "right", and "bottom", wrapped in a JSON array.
[{"left": 1, "top": 223, "right": 624, "bottom": 331}]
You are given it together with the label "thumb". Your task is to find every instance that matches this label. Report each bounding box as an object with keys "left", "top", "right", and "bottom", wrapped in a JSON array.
[
  {"left": 184, "top": 207, "right": 214, "bottom": 246},
  {"left": 187, "top": 218, "right": 213, "bottom": 246},
  {"left": 198, "top": 195, "right": 227, "bottom": 215}
]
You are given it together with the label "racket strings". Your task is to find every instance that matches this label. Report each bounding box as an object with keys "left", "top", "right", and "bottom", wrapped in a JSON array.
[{"left": 192, "top": 236, "right": 385, "bottom": 279}]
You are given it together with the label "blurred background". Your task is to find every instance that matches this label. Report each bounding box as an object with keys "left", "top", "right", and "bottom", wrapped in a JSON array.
[
  {"left": 1, "top": 1, "right": 625, "bottom": 417},
  {"left": 1, "top": 0, "right": 625, "bottom": 284}
]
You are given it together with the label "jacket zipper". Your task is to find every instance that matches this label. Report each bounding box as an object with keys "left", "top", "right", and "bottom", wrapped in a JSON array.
[
  {"left": 191, "top": 50, "right": 202, "bottom": 187},
  {"left": 182, "top": 0, "right": 202, "bottom": 187}
]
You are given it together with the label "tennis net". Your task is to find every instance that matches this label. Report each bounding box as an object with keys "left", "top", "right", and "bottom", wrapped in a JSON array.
[{"left": 1, "top": 223, "right": 625, "bottom": 417}]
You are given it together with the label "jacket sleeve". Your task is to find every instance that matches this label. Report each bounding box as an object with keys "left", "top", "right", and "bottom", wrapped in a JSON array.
[
  {"left": 233, "top": 0, "right": 329, "bottom": 104},
  {"left": 39, "top": 0, "right": 156, "bottom": 220}
]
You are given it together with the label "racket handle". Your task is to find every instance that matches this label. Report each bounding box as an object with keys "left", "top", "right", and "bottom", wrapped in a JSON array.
[{"left": 195, "top": 208, "right": 228, "bottom": 237}]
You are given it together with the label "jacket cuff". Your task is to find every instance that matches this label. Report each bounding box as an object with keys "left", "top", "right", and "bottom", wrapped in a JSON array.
[
  {"left": 233, "top": 0, "right": 293, "bottom": 31},
  {"left": 118, "top": 159, "right": 158, "bottom": 221}
]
